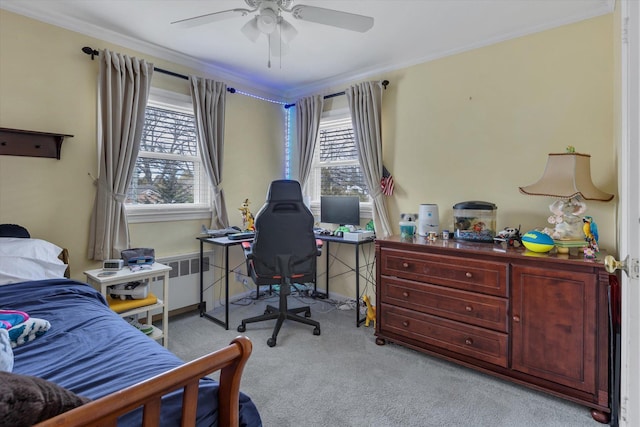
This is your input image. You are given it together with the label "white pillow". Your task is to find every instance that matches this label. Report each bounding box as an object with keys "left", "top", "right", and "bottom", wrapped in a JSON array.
[
  {"left": 0, "top": 238, "right": 67, "bottom": 286},
  {"left": 0, "top": 238, "right": 63, "bottom": 261},
  {"left": 0, "top": 257, "right": 68, "bottom": 286}
]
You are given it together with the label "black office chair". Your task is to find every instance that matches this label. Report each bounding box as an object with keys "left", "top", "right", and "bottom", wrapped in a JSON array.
[{"left": 237, "top": 180, "right": 322, "bottom": 347}]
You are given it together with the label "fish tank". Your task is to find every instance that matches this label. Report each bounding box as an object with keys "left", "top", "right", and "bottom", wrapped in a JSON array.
[{"left": 453, "top": 201, "right": 497, "bottom": 242}]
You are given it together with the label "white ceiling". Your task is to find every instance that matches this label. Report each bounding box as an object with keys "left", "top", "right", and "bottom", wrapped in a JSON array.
[{"left": 1, "top": 0, "right": 614, "bottom": 100}]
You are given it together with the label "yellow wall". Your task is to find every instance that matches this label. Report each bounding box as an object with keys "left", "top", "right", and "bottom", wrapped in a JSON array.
[
  {"left": 0, "top": 10, "right": 616, "bottom": 301},
  {"left": 316, "top": 14, "right": 616, "bottom": 299},
  {"left": 0, "top": 10, "right": 284, "bottom": 284},
  {"left": 372, "top": 14, "right": 614, "bottom": 247}
]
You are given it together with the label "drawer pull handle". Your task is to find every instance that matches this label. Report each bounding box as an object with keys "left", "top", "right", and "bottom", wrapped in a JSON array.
[
  {"left": 465, "top": 272, "right": 472, "bottom": 278},
  {"left": 465, "top": 338, "right": 473, "bottom": 346},
  {"left": 402, "top": 291, "right": 409, "bottom": 298},
  {"left": 465, "top": 305, "right": 473, "bottom": 312},
  {"left": 402, "top": 320, "right": 409, "bottom": 327},
  {"left": 513, "top": 315, "right": 520, "bottom": 323},
  {"left": 402, "top": 262, "right": 409, "bottom": 268}
]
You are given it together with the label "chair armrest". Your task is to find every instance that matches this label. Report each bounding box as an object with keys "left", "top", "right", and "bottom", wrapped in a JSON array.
[{"left": 241, "top": 241, "right": 253, "bottom": 259}]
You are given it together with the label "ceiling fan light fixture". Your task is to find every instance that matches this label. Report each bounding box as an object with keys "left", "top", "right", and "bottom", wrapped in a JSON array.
[
  {"left": 279, "top": 17, "right": 298, "bottom": 43},
  {"left": 241, "top": 16, "right": 261, "bottom": 42},
  {"left": 257, "top": 8, "right": 277, "bottom": 34}
]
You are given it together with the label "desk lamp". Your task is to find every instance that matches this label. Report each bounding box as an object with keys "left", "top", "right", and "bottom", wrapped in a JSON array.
[{"left": 519, "top": 149, "right": 613, "bottom": 245}]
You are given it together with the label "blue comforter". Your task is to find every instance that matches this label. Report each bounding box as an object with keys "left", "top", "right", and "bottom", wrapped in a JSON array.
[{"left": 2, "top": 279, "right": 262, "bottom": 426}]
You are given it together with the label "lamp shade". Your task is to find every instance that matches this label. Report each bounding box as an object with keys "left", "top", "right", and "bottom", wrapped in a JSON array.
[
  {"left": 279, "top": 17, "right": 298, "bottom": 43},
  {"left": 241, "top": 17, "right": 261, "bottom": 42},
  {"left": 519, "top": 153, "right": 614, "bottom": 201}
]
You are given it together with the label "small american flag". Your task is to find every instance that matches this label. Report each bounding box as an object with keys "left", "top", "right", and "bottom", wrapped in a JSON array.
[{"left": 380, "top": 166, "right": 394, "bottom": 196}]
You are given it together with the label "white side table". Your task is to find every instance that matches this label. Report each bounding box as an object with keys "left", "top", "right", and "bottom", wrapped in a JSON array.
[{"left": 84, "top": 263, "right": 172, "bottom": 348}]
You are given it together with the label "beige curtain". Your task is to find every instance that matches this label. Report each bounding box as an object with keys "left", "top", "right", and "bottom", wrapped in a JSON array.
[
  {"left": 190, "top": 76, "right": 229, "bottom": 229},
  {"left": 346, "top": 81, "right": 393, "bottom": 237},
  {"left": 294, "top": 95, "right": 324, "bottom": 188},
  {"left": 88, "top": 50, "right": 153, "bottom": 260}
]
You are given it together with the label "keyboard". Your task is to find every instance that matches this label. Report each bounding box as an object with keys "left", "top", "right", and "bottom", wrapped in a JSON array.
[{"left": 227, "top": 232, "right": 255, "bottom": 240}]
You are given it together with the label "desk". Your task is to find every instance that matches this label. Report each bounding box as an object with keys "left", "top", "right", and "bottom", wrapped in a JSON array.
[
  {"left": 197, "top": 234, "right": 375, "bottom": 330},
  {"left": 197, "top": 236, "right": 250, "bottom": 330},
  {"left": 315, "top": 235, "right": 376, "bottom": 327}
]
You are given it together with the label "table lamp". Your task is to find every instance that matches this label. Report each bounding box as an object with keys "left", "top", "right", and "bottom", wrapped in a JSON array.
[{"left": 519, "top": 149, "right": 613, "bottom": 244}]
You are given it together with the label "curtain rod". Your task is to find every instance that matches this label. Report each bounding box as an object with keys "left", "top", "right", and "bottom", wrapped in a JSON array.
[
  {"left": 83, "top": 47, "right": 388, "bottom": 105},
  {"left": 81, "top": 47, "right": 237, "bottom": 94},
  {"left": 283, "top": 80, "right": 389, "bottom": 109}
]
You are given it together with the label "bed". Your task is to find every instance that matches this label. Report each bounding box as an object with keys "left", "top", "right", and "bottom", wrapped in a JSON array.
[{"left": 0, "top": 231, "right": 262, "bottom": 426}]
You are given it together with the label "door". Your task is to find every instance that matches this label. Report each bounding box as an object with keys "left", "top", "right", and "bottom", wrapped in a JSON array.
[
  {"left": 618, "top": 1, "right": 640, "bottom": 425},
  {"left": 511, "top": 265, "right": 597, "bottom": 394}
]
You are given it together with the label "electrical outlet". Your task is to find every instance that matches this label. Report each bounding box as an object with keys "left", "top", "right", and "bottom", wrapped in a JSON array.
[{"left": 242, "top": 278, "right": 248, "bottom": 286}]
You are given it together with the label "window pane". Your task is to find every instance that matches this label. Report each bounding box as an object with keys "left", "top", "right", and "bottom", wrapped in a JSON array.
[
  {"left": 126, "top": 99, "right": 211, "bottom": 209},
  {"left": 127, "top": 158, "right": 196, "bottom": 204},
  {"left": 141, "top": 106, "right": 198, "bottom": 156},
  {"left": 319, "top": 127, "right": 357, "bottom": 162},
  {"left": 321, "top": 166, "right": 369, "bottom": 202}
]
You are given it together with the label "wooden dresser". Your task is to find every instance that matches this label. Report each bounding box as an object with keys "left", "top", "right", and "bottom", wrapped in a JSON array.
[{"left": 375, "top": 236, "right": 611, "bottom": 423}]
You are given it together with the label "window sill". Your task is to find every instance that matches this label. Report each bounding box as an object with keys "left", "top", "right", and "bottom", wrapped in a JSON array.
[{"left": 125, "top": 205, "right": 211, "bottom": 224}]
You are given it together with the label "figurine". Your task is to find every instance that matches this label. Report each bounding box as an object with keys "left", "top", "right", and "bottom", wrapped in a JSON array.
[
  {"left": 362, "top": 294, "right": 376, "bottom": 328},
  {"left": 400, "top": 213, "right": 418, "bottom": 222},
  {"left": 583, "top": 216, "right": 599, "bottom": 253},
  {"left": 494, "top": 225, "right": 522, "bottom": 247},
  {"left": 239, "top": 199, "right": 255, "bottom": 231}
]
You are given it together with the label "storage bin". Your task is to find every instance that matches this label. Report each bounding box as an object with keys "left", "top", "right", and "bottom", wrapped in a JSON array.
[{"left": 453, "top": 201, "right": 497, "bottom": 242}]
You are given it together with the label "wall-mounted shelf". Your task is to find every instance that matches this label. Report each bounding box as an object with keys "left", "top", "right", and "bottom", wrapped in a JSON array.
[{"left": 0, "top": 127, "right": 73, "bottom": 160}]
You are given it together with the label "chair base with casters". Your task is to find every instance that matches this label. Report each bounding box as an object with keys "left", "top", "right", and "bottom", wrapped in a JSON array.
[{"left": 237, "top": 277, "right": 320, "bottom": 348}]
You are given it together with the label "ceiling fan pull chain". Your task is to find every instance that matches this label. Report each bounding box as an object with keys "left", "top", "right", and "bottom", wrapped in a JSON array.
[{"left": 267, "top": 35, "right": 271, "bottom": 68}]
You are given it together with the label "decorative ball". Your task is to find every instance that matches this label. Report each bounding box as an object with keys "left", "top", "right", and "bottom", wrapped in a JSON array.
[{"left": 521, "top": 230, "right": 555, "bottom": 253}]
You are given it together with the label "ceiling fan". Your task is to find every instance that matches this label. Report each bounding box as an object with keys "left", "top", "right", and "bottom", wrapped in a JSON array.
[{"left": 171, "top": 0, "right": 374, "bottom": 65}]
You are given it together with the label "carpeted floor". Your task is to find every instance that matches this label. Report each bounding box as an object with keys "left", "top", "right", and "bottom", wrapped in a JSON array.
[{"left": 167, "top": 294, "right": 601, "bottom": 427}]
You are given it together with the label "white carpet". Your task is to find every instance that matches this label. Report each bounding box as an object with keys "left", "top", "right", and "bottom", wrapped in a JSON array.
[{"left": 167, "top": 295, "right": 601, "bottom": 427}]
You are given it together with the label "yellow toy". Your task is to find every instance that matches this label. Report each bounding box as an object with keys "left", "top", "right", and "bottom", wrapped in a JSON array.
[
  {"left": 239, "top": 199, "right": 255, "bottom": 231},
  {"left": 362, "top": 294, "right": 376, "bottom": 327}
]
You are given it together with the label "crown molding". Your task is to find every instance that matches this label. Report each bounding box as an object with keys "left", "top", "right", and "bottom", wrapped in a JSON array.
[
  {"left": 0, "top": 2, "right": 286, "bottom": 102},
  {"left": 2, "top": 0, "right": 615, "bottom": 103},
  {"left": 283, "top": 0, "right": 615, "bottom": 99}
]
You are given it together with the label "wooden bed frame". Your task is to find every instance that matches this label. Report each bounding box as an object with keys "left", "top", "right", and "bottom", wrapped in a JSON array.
[
  {"left": 33, "top": 250, "right": 254, "bottom": 426},
  {"left": 35, "top": 335, "right": 253, "bottom": 427}
]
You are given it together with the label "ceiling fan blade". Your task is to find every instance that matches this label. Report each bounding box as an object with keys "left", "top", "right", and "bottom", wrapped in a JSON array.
[
  {"left": 291, "top": 5, "right": 374, "bottom": 32},
  {"left": 171, "top": 8, "right": 252, "bottom": 28}
]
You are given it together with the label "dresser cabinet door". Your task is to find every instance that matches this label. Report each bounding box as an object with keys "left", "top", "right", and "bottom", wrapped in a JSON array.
[{"left": 511, "top": 265, "right": 597, "bottom": 393}]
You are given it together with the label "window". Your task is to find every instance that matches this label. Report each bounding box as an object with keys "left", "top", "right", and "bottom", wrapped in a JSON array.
[
  {"left": 125, "top": 88, "right": 210, "bottom": 223},
  {"left": 305, "top": 112, "right": 372, "bottom": 219}
]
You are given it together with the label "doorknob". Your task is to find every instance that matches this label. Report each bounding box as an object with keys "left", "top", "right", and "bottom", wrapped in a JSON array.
[{"left": 604, "top": 255, "right": 640, "bottom": 278}]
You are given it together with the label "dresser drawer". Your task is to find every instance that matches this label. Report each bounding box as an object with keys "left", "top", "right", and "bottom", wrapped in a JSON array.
[
  {"left": 380, "top": 248, "right": 508, "bottom": 297},
  {"left": 380, "top": 276, "right": 508, "bottom": 332},
  {"left": 380, "top": 304, "right": 508, "bottom": 367}
]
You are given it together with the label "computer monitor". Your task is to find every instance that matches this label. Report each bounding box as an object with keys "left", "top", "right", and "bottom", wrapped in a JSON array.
[{"left": 320, "top": 196, "right": 360, "bottom": 226}]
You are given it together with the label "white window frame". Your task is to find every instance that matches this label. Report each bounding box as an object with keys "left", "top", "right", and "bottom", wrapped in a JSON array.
[
  {"left": 304, "top": 109, "right": 372, "bottom": 221},
  {"left": 126, "top": 87, "right": 211, "bottom": 224}
]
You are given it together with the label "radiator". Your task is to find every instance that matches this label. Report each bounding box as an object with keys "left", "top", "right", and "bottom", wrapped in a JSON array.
[{"left": 148, "top": 251, "right": 214, "bottom": 312}]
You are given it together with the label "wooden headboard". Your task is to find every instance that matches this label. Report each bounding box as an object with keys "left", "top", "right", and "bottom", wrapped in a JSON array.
[{"left": 59, "top": 248, "right": 70, "bottom": 278}]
